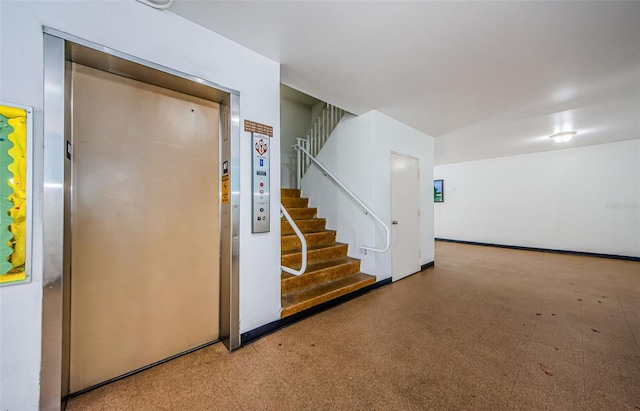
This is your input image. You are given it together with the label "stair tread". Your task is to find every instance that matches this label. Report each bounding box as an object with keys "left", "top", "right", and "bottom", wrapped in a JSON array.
[
  {"left": 281, "top": 218, "right": 326, "bottom": 229},
  {"left": 283, "top": 228, "right": 326, "bottom": 234},
  {"left": 281, "top": 230, "right": 335, "bottom": 239},
  {"left": 281, "top": 188, "right": 301, "bottom": 198},
  {"left": 281, "top": 207, "right": 317, "bottom": 212},
  {"left": 281, "top": 242, "right": 347, "bottom": 257},
  {"left": 281, "top": 208, "right": 318, "bottom": 220},
  {"left": 281, "top": 256, "right": 360, "bottom": 279},
  {"left": 281, "top": 272, "right": 376, "bottom": 316},
  {"left": 281, "top": 230, "right": 336, "bottom": 252},
  {"left": 281, "top": 217, "right": 320, "bottom": 222},
  {"left": 281, "top": 218, "right": 326, "bottom": 224},
  {"left": 282, "top": 198, "right": 308, "bottom": 203}
]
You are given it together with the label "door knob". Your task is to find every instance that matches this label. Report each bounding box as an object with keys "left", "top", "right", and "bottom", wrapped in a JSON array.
[{"left": 392, "top": 221, "right": 398, "bottom": 225}]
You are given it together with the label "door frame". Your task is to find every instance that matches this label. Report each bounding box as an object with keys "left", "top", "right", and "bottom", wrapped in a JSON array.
[
  {"left": 390, "top": 151, "right": 420, "bottom": 281},
  {"left": 41, "top": 28, "right": 241, "bottom": 409}
]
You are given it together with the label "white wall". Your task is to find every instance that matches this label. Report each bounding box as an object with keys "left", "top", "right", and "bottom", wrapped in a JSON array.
[
  {"left": 302, "top": 113, "right": 377, "bottom": 274},
  {"left": 311, "top": 101, "right": 326, "bottom": 125},
  {"left": 372, "top": 112, "right": 435, "bottom": 276},
  {"left": 0, "top": 2, "right": 280, "bottom": 409},
  {"left": 434, "top": 140, "right": 640, "bottom": 257},
  {"left": 280, "top": 96, "right": 312, "bottom": 188},
  {"left": 301, "top": 111, "right": 435, "bottom": 280}
]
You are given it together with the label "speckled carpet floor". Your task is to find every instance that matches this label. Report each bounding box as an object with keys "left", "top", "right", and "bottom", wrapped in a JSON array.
[{"left": 67, "top": 242, "right": 640, "bottom": 410}]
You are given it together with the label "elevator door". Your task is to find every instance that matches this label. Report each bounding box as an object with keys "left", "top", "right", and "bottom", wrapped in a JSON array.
[{"left": 69, "top": 63, "right": 220, "bottom": 393}]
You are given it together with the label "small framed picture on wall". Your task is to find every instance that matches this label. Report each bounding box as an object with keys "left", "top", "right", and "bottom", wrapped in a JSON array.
[{"left": 434, "top": 180, "right": 444, "bottom": 203}]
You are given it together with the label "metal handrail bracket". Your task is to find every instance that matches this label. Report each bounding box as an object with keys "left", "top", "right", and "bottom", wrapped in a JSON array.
[
  {"left": 295, "top": 145, "right": 390, "bottom": 254},
  {"left": 281, "top": 204, "right": 307, "bottom": 276}
]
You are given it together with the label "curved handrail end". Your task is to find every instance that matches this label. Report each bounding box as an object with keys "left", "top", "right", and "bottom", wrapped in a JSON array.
[{"left": 280, "top": 204, "right": 307, "bottom": 276}]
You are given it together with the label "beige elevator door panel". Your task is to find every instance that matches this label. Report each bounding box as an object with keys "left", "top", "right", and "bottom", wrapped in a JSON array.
[{"left": 69, "top": 63, "right": 220, "bottom": 393}]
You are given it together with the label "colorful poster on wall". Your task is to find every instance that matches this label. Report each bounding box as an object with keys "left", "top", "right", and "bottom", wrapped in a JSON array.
[
  {"left": 0, "top": 103, "right": 31, "bottom": 286},
  {"left": 434, "top": 179, "right": 444, "bottom": 203}
]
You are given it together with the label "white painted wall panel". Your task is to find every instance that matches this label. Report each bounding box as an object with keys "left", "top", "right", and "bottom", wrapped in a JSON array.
[
  {"left": 373, "top": 112, "right": 435, "bottom": 278},
  {"left": 280, "top": 98, "right": 312, "bottom": 188},
  {"left": 0, "top": 2, "right": 280, "bottom": 408},
  {"left": 434, "top": 140, "right": 640, "bottom": 257},
  {"left": 301, "top": 111, "right": 435, "bottom": 280},
  {"left": 302, "top": 113, "right": 378, "bottom": 275}
]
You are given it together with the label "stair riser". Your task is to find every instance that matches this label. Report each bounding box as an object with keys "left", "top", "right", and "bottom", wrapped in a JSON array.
[
  {"left": 281, "top": 244, "right": 348, "bottom": 267},
  {"left": 281, "top": 188, "right": 301, "bottom": 199},
  {"left": 283, "top": 208, "right": 317, "bottom": 219},
  {"left": 282, "top": 197, "right": 308, "bottom": 208},
  {"left": 281, "top": 219, "right": 326, "bottom": 235},
  {"left": 282, "top": 261, "right": 361, "bottom": 294},
  {"left": 282, "top": 231, "right": 336, "bottom": 251},
  {"left": 280, "top": 276, "right": 376, "bottom": 318}
]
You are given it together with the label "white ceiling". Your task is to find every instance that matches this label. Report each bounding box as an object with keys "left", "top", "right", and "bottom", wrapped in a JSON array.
[{"left": 170, "top": 1, "right": 640, "bottom": 165}]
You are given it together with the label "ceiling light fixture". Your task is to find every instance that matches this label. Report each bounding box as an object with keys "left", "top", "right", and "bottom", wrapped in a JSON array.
[{"left": 549, "top": 131, "right": 577, "bottom": 143}]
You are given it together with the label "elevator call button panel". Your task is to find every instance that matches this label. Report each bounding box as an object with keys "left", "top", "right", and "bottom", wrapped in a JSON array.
[{"left": 252, "top": 132, "right": 270, "bottom": 233}]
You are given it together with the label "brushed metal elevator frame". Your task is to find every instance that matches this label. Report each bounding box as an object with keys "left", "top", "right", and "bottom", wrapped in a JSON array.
[{"left": 42, "top": 28, "right": 240, "bottom": 410}]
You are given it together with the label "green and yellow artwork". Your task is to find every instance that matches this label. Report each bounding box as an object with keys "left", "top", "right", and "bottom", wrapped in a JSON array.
[{"left": 0, "top": 104, "right": 28, "bottom": 285}]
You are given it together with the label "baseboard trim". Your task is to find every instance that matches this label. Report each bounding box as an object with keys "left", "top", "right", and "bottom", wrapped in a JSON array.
[
  {"left": 241, "top": 278, "right": 392, "bottom": 346},
  {"left": 435, "top": 238, "right": 640, "bottom": 262},
  {"left": 421, "top": 261, "right": 435, "bottom": 271}
]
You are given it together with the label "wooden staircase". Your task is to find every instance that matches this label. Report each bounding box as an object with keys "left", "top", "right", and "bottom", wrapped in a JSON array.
[{"left": 280, "top": 188, "right": 376, "bottom": 318}]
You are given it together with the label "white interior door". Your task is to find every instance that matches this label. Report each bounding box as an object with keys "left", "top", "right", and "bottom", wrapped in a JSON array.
[
  {"left": 69, "top": 63, "right": 220, "bottom": 393},
  {"left": 391, "top": 152, "right": 420, "bottom": 281}
]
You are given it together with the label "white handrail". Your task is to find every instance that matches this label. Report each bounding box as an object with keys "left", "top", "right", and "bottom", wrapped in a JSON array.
[
  {"left": 295, "top": 145, "right": 390, "bottom": 254},
  {"left": 281, "top": 204, "right": 308, "bottom": 276}
]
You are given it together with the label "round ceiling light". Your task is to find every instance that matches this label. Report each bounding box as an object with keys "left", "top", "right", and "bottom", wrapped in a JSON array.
[{"left": 549, "top": 131, "right": 577, "bottom": 143}]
